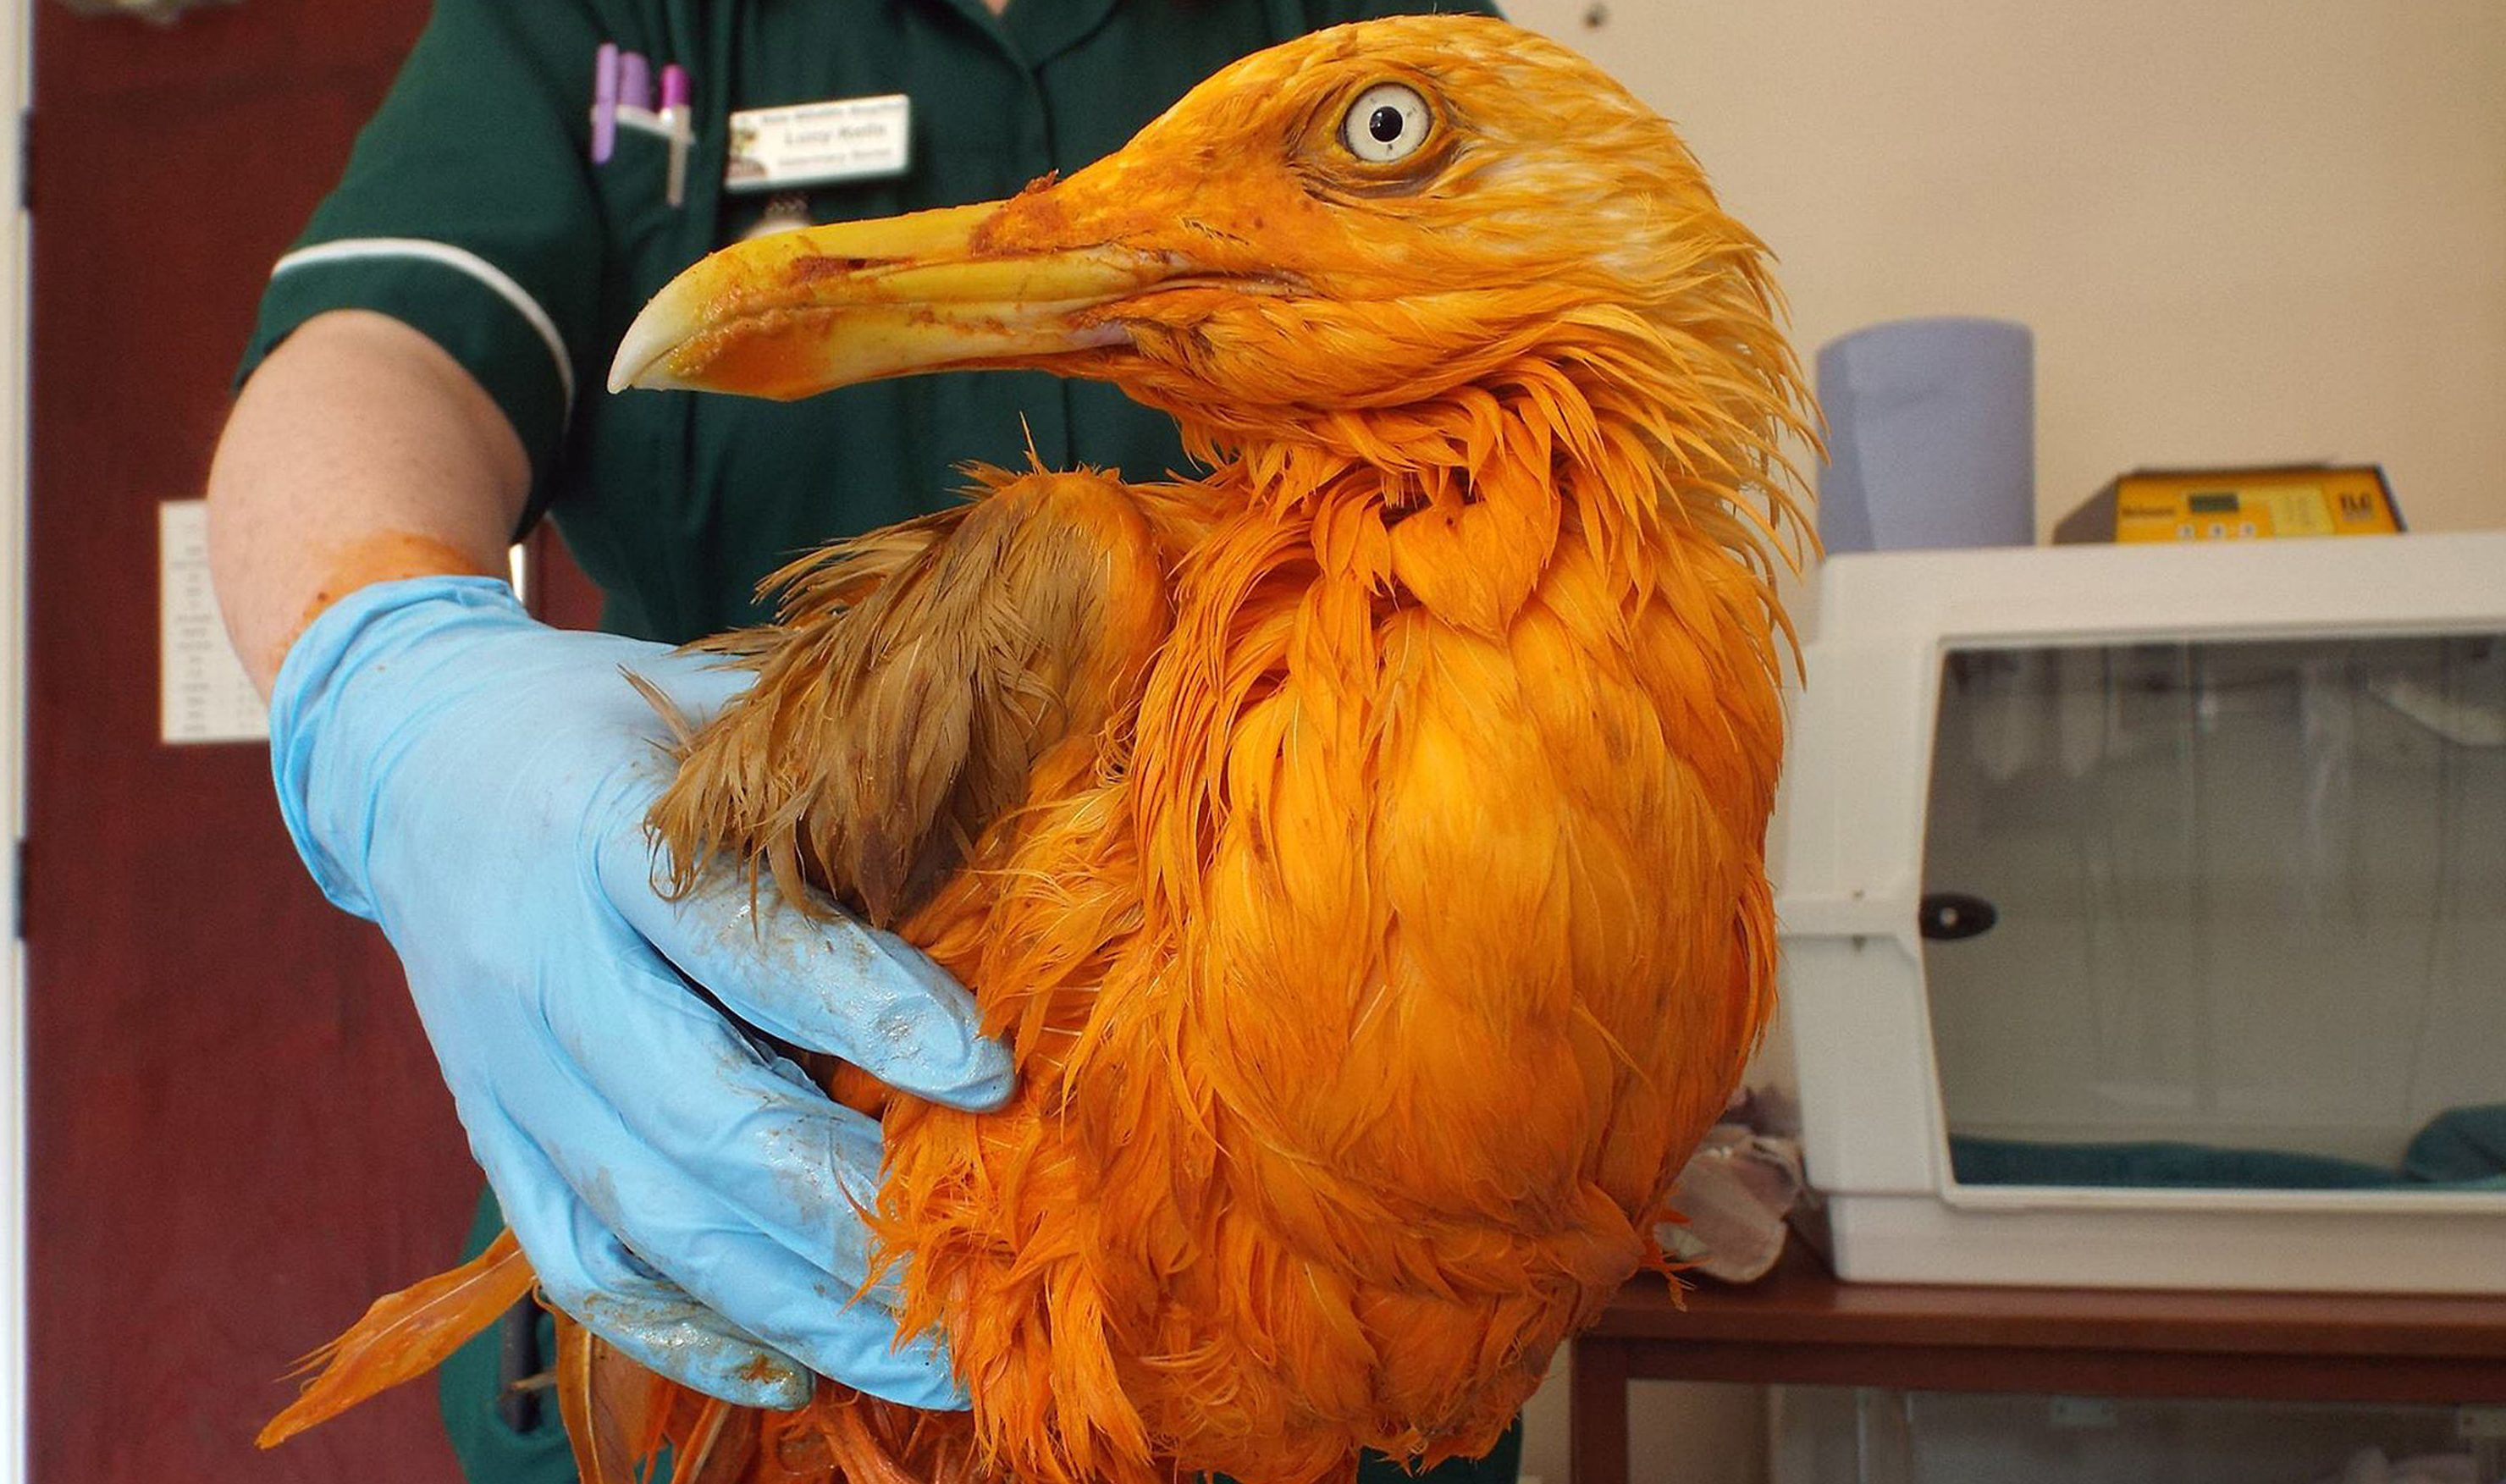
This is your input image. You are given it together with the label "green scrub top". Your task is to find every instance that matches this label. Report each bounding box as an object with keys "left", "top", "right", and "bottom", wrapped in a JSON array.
[{"left": 246, "top": 1, "right": 1522, "bottom": 1481}]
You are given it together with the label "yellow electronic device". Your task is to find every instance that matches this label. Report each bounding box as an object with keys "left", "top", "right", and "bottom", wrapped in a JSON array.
[{"left": 2056, "top": 465, "right": 2402, "bottom": 544}]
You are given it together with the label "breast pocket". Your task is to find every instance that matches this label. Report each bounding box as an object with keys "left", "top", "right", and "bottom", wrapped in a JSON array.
[{"left": 593, "top": 117, "right": 691, "bottom": 256}]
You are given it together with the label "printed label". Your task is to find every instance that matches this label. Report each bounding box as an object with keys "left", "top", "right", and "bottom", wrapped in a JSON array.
[{"left": 726, "top": 95, "right": 911, "bottom": 192}]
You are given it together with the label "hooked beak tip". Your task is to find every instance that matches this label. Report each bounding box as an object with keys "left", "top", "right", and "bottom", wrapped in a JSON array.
[{"left": 606, "top": 308, "right": 693, "bottom": 394}]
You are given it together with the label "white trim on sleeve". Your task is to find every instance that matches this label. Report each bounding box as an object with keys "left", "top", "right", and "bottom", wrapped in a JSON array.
[{"left": 271, "top": 237, "right": 577, "bottom": 411}]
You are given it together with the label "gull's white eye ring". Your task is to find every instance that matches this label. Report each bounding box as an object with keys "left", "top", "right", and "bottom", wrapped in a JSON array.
[{"left": 1342, "top": 82, "right": 1432, "bottom": 164}]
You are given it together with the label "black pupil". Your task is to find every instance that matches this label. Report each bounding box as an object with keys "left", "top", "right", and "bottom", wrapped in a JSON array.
[{"left": 1368, "top": 104, "right": 1406, "bottom": 144}]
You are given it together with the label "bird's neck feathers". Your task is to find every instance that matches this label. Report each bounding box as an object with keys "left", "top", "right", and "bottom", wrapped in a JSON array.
[{"left": 1170, "top": 309, "right": 1808, "bottom": 645}]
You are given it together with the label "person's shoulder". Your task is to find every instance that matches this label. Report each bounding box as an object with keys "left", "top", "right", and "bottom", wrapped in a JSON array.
[
  {"left": 1295, "top": 0, "right": 1506, "bottom": 26},
  {"left": 417, "top": 0, "right": 660, "bottom": 57}
]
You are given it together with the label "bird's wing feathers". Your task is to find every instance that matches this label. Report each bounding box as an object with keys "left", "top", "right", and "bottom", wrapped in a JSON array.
[
  {"left": 650, "top": 467, "right": 1174, "bottom": 927},
  {"left": 554, "top": 1313, "right": 680, "bottom": 1484}
]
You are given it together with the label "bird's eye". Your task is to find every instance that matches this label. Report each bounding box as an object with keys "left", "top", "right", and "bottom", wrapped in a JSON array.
[{"left": 1340, "top": 82, "right": 1432, "bottom": 165}]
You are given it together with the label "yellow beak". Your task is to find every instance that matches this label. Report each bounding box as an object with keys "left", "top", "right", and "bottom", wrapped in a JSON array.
[{"left": 606, "top": 200, "right": 1175, "bottom": 400}]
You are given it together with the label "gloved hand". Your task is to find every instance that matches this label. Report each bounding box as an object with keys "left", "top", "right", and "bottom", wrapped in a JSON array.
[{"left": 270, "top": 574, "right": 1012, "bottom": 1411}]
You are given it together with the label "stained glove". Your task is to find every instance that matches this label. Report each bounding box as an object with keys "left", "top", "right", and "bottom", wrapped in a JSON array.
[{"left": 270, "top": 574, "right": 1013, "bottom": 1411}]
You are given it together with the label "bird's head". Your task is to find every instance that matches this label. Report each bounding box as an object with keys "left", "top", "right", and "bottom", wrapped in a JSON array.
[{"left": 612, "top": 14, "right": 1808, "bottom": 491}]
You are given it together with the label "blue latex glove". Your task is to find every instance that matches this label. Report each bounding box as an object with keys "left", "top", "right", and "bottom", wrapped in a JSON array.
[{"left": 270, "top": 574, "right": 1012, "bottom": 1411}]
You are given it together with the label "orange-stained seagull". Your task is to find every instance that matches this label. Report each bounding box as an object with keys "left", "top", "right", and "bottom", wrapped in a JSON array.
[{"left": 261, "top": 15, "right": 1813, "bottom": 1484}]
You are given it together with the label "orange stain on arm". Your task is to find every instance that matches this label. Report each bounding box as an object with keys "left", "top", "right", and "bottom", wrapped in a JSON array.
[{"left": 275, "top": 531, "right": 506, "bottom": 679}]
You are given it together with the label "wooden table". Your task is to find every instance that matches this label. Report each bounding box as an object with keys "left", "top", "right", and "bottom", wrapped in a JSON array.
[{"left": 1569, "top": 1244, "right": 2506, "bottom": 1484}]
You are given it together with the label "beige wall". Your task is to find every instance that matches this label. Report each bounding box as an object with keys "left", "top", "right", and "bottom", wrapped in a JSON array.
[
  {"left": 1507, "top": 0, "right": 2506, "bottom": 538},
  {"left": 1497, "top": 5, "right": 2506, "bottom": 1481}
]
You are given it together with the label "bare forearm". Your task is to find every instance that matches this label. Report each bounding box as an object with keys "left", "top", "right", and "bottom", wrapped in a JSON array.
[{"left": 207, "top": 310, "right": 533, "bottom": 695}]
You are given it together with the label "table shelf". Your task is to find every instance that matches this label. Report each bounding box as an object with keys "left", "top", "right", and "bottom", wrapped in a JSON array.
[{"left": 1570, "top": 1244, "right": 2506, "bottom": 1484}]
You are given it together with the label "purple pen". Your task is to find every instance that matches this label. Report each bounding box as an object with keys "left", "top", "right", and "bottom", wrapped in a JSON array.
[
  {"left": 661, "top": 63, "right": 693, "bottom": 207},
  {"left": 591, "top": 41, "right": 620, "bottom": 164},
  {"left": 618, "top": 51, "right": 653, "bottom": 115}
]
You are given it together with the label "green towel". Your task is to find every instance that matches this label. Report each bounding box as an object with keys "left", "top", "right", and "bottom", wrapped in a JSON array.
[{"left": 1951, "top": 1104, "right": 2506, "bottom": 1190}]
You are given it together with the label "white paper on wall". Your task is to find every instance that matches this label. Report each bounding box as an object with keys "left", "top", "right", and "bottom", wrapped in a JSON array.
[{"left": 158, "top": 499, "right": 267, "bottom": 744}]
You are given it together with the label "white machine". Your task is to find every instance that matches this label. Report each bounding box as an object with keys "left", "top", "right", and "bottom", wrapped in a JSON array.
[{"left": 1779, "top": 532, "right": 2506, "bottom": 1291}]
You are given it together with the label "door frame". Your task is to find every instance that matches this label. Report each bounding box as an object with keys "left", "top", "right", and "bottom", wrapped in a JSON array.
[{"left": 3, "top": 0, "right": 30, "bottom": 1476}]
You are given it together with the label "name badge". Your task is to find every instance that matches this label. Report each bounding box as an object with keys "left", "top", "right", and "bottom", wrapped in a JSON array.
[{"left": 725, "top": 94, "right": 912, "bottom": 193}]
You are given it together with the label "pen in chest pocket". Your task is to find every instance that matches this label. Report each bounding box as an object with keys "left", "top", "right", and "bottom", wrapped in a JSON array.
[
  {"left": 619, "top": 50, "right": 653, "bottom": 113},
  {"left": 590, "top": 42, "right": 618, "bottom": 164},
  {"left": 591, "top": 43, "right": 696, "bottom": 209},
  {"left": 662, "top": 65, "right": 692, "bottom": 207}
]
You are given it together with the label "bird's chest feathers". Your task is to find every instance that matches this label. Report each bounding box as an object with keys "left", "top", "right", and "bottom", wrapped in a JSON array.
[{"left": 1118, "top": 442, "right": 1772, "bottom": 1211}]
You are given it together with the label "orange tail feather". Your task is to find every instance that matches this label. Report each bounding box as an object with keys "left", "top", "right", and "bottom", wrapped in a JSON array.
[{"left": 257, "top": 1227, "right": 537, "bottom": 1448}]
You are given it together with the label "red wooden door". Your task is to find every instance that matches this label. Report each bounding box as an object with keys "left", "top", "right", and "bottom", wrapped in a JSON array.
[{"left": 25, "top": 3, "right": 594, "bottom": 1480}]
